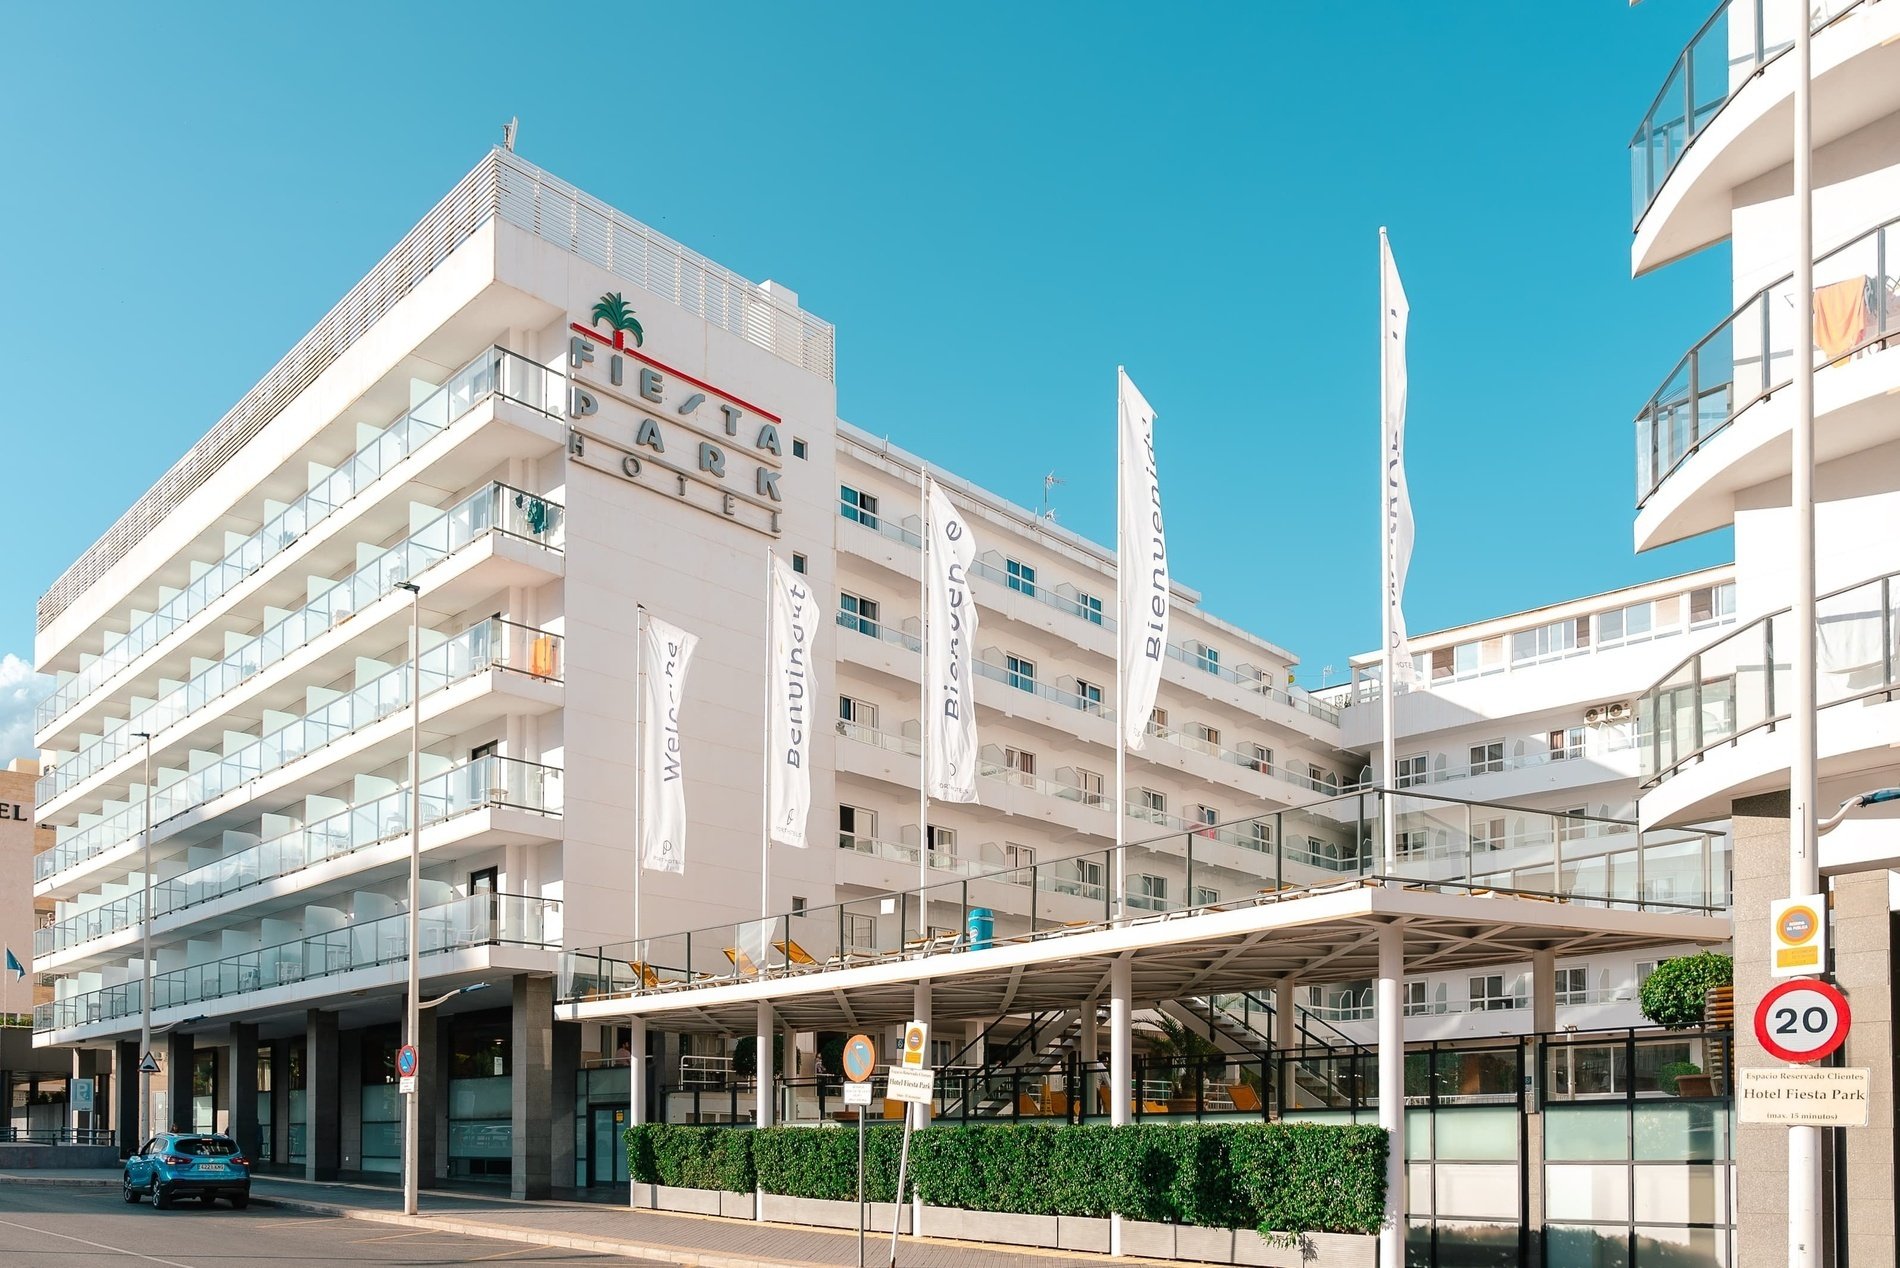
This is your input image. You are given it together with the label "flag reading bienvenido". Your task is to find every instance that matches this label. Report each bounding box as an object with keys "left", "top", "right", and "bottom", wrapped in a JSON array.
[
  {"left": 640, "top": 615, "right": 698, "bottom": 874},
  {"left": 1380, "top": 232, "right": 1416, "bottom": 684},
  {"left": 1118, "top": 369, "right": 1168, "bottom": 751},
  {"left": 924, "top": 476, "right": 979, "bottom": 802},
  {"left": 767, "top": 553, "right": 818, "bottom": 847}
]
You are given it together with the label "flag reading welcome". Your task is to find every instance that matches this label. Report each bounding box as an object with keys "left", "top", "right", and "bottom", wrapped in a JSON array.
[
  {"left": 766, "top": 553, "right": 817, "bottom": 847},
  {"left": 1117, "top": 369, "right": 1169, "bottom": 751},
  {"left": 640, "top": 615, "right": 697, "bottom": 874},
  {"left": 924, "top": 477, "right": 979, "bottom": 802}
]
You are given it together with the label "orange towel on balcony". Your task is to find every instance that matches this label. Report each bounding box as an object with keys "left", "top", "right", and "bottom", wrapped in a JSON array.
[
  {"left": 1814, "top": 278, "right": 1869, "bottom": 364},
  {"left": 530, "top": 635, "right": 556, "bottom": 679}
]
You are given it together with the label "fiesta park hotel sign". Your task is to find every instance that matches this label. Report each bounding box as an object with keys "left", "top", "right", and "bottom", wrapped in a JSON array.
[{"left": 565, "top": 292, "right": 787, "bottom": 536}]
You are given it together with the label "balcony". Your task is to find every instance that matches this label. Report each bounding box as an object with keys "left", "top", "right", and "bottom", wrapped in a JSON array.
[
  {"left": 35, "top": 756, "right": 560, "bottom": 963},
  {"left": 34, "top": 893, "right": 559, "bottom": 1037},
  {"left": 1635, "top": 216, "right": 1900, "bottom": 547},
  {"left": 36, "top": 348, "right": 561, "bottom": 737},
  {"left": 39, "top": 482, "right": 564, "bottom": 810},
  {"left": 1636, "top": 567, "right": 1899, "bottom": 824},
  {"left": 1630, "top": 0, "right": 1900, "bottom": 273},
  {"left": 36, "top": 617, "right": 562, "bottom": 890}
]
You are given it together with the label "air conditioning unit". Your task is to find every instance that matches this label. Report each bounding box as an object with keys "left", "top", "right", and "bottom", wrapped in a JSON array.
[
  {"left": 1583, "top": 706, "right": 1605, "bottom": 726},
  {"left": 1606, "top": 701, "right": 1633, "bottom": 722}
]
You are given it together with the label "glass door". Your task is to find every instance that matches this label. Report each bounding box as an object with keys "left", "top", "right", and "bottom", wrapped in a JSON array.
[{"left": 591, "top": 1106, "right": 628, "bottom": 1186}]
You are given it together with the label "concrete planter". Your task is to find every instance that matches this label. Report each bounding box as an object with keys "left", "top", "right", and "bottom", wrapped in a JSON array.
[
  {"left": 759, "top": 1191, "right": 910, "bottom": 1233},
  {"left": 1233, "top": 1228, "right": 1379, "bottom": 1267},
  {"left": 630, "top": 1182, "right": 754, "bottom": 1220},
  {"left": 923, "top": 1205, "right": 1059, "bottom": 1247},
  {"left": 1056, "top": 1214, "right": 1112, "bottom": 1253}
]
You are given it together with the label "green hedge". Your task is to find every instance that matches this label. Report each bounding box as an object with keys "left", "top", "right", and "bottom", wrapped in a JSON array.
[{"left": 627, "top": 1121, "right": 1386, "bottom": 1235}]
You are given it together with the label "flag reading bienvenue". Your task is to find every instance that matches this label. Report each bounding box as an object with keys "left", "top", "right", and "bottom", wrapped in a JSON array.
[
  {"left": 1118, "top": 369, "right": 1169, "bottom": 750},
  {"left": 924, "top": 477, "right": 980, "bottom": 802},
  {"left": 766, "top": 553, "right": 818, "bottom": 847},
  {"left": 1381, "top": 232, "right": 1416, "bottom": 685},
  {"left": 640, "top": 614, "right": 698, "bottom": 874}
]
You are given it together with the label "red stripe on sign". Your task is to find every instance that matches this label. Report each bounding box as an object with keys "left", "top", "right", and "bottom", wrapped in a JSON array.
[{"left": 567, "top": 324, "right": 783, "bottom": 422}]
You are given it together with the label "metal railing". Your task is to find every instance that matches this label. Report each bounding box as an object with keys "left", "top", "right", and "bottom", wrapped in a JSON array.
[
  {"left": 39, "top": 480, "right": 564, "bottom": 806},
  {"left": 1636, "top": 215, "right": 1899, "bottom": 507},
  {"left": 1638, "top": 567, "right": 1899, "bottom": 787},
  {"left": 0, "top": 1127, "right": 118, "bottom": 1146},
  {"left": 561, "top": 790, "right": 1728, "bottom": 1004},
  {"left": 36, "top": 618, "right": 562, "bottom": 883},
  {"left": 35, "top": 893, "right": 559, "bottom": 1034},
  {"left": 35, "top": 756, "right": 561, "bottom": 960},
  {"left": 36, "top": 349, "right": 560, "bottom": 731},
  {"left": 1630, "top": 0, "right": 1864, "bottom": 227}
]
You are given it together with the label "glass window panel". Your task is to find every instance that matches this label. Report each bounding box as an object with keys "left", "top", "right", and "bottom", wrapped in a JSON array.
[
  {"left": 1435, "top": 1164, "right": 1520, "bottom": 1220},
  {"left": 1407, "top": 1162, "right": 1430, "bottom": 1208},
  {"left": 1632, "top": 1164, "right": 1725, "bottom": 1226},
  {"left": 448, "top": 1075, "right": 513, "bottom": 1119},
  {"left": 1632, "top": 1224, "right": 1724, "bottom": 1268},
  {"left": 1546, "top": 1105, "right": 1631, "bottom": 1159},
  {"left": 1435, "top": 1106, "right": 1520, "bottom": 1160},
  {"left": 1634, "top": 1101, "right": 1727, "bottom": 1161},
  {"left": 1546, "top": 1163, "right": 1631, "bottom": 1222},
  {"left": 1433, "top": 1220, "right": 1522, "bottom": 1266},
  {"left": 1546, "top": 1225, "right": 1631, "bottom": 1268},
  {"left": 1405, "top": 1107, "right": 1432, "bottom": 1160}
]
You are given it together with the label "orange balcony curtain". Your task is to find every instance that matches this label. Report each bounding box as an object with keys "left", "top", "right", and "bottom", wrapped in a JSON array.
[{"left": 1814, "top": 277, "right": 1870, "bottom": 364}]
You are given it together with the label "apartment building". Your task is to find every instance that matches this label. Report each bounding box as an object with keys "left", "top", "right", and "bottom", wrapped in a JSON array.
[{"left": 1629, "top": 1, "right": 1900, "bottom": 1262}]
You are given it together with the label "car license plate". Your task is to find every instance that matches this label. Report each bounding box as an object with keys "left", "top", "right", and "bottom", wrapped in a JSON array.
[{"left": 199, "top": 1163, "right": 226, "bottom": 1172}]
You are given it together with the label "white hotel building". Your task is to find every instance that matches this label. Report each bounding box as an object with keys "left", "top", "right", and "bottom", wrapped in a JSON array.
[{"left": 29, "top": 147, "right": 1728, "bottom": 1220}]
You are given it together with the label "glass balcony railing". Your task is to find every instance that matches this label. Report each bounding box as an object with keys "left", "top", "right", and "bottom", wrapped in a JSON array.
[
  {"left": 34, "top": 893, "right": 559, "bottom": 1034},
  {"left": 838, "top": 501, "right": 1336, "bottom": 726},
  {"left": 37, "top": 347, "right": 562, "bottom": 733},
  {"left": 34, "top": 756, "right": 561, "bottom": 960},
  {"left": 1637, "top": 568, "right": 1898, "bottom": 787},
  {"left": 1636, "top": 216, "right": 1900, "bottom": 506},
  {"left": 561, "top": 790, "right": 1728, "bottom": 1003},
  {"left": 1631, "top": 0, "right": 1864, "bottom": 227},
  {"left": 35, "top": 617, "right": 562, "bottom": 884},
  {"left": 38, "top": 482, "right": 564, "bottom": 807},
  {"left": 832, "top": 608, "right": 921, "bottom": 653}
]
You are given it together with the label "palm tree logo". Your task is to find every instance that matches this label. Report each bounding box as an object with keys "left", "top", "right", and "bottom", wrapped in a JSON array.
[{"left": 590, "top": 292, "right": 645, "bottom": 350}]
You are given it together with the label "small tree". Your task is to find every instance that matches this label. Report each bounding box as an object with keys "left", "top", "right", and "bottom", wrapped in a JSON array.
[
  {"left": 732, "top": 1034, "right": 786, "bottom": 1079},
  {"left": 1638, "top": 953, "right": 1732, "bottom": 1030}
]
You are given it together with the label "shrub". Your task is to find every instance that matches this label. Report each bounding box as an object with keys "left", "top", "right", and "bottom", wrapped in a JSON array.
[
  {"left": 1658, "top": 1061, "right": 1702, "bottom": 1095},
  {"left": 731, "top": 1034, "right": 786, "bottom": 1079},
  {"left": 628, "top": 1123, "right": 755, "bottom": 1193},
  {"left": 1228, "top": 1121, "right": 1388, "bottom": 1235},
  {"left": 752, "top": 1124, "right": 909, "bottom": 1203},
  {"left": 1638, "top": 953, "right": 1732, "bottom": 1030}
]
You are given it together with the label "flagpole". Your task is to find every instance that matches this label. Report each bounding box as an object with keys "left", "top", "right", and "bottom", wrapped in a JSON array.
[
  {"left": 917, "top": 468, "right": 932, "bottom": 945},
  {"left": 1114, "top": 371, "right": 1129, "bottom": 927},
  {"left": 1378, "top": 229, "right": 1398, "bottom": 875},
  {"left": 762, "top": 549, "right": 774, "bottom": 931},
  {"left": 633, "top": 604, "right": 646, "bottom": 951}
]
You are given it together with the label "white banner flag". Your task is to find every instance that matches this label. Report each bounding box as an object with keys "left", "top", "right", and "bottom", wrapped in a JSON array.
[
  {"left": 766, "top": 553, "right": 818, "bottom": 847},
  {"left": 640, "top": 614, "right": 698, "bottom": 874},
  {"left": 924, "top": 477, "right": 979, "bottom": 802},
  {"left": 1118, "top": 369, "right": 1169, "bottom": 751},
  {"left": 1381, "top": 233, "right": 1416, "bottom": 685}
]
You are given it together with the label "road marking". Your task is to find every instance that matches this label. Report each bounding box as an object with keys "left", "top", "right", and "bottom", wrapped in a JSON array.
[{"left": 0, "top": 1215, "right": 200, "bottom": 1267}]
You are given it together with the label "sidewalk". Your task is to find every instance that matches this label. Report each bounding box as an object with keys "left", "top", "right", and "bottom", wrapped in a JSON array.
[{"left": 0, "top": 1166, "right": 1148, "bottom": 1265}]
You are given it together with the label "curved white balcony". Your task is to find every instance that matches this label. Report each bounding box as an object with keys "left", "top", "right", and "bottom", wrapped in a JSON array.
[
  {"left": 1636, "top": 568, "right": 1899, "bottom": 827},
  {"left": 35, "top": 617, "right": 562, "bottom": 896},
  {"left": 1634, "top": 218, "right": 1900, "bottom": 548},
  {"left": 1630, "top": 0, "right": 1900, "bottom": 274},
  {"left": 38, "top": 482, "right": 564, "bottom": 812},
  {"left": 35, "top": 348, "right": 562, "bottom": 747},
  {"left": 34, "top": 756, "right": 561, "bottom": 970}
]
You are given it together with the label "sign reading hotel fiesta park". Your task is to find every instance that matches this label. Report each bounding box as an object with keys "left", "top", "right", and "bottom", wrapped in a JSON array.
[{"left": 566, "top": 292, "right": 788, "bottom": 535}]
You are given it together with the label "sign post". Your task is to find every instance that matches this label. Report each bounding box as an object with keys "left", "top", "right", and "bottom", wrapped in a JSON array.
[
  {"left": 888, "top": 1021, "right": 931, "bottom": 1268},
  {"left": 842, "top": 1034, "right": 876, "bottom": 1268},
  {"left": 397, "top": 1043, "right": 419, "bottom": 1096}
]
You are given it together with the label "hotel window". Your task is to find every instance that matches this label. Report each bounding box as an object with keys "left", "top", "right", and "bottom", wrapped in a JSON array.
[
  {"left": 1558, "top": 807, "right": 1589, "bottom": 844},
  {"left": 1554, "top": 966, "right": 1589, "bottom": 1005},
  {"left": 840, "top": 484, "right": 878, "bottom": 529},
  {"left": 1404, "top": 980, "right": 1430, "bottom": 1017},
  {"left": 1596, "top": 601, "right": 1654, "bottom": 647},
  {"left": 837, "top": 804, "right": 876, "bottom": 850},
  {"left": 1004, "top": 843, "right": 1037, "bottom": 871},
  {"left": 791, "top": 552, "right": 807, "bottom": 574},
  {"left": 1394, "top": 754, "right": 1429, "bottom": 789},
  {"left": 1247, "top": 820, "right": 1273, "bottom": 851},
  {"left": 1396, "top": 829, "right": 1431, "bottom": 859},
  {"left": 790, "top": 896, "right": 807, "bottom": 916},
  {"left": 1468, "top": 742, "right": 1504, "bottom": 776},
  {"left": 1635, "top": 960, "right": 1660, "bottom": 988},
  {"left": 1194, "top": 804, "right": 1218, "bottom": 837},
  {"left": 1472, "top": 817, "right": 1506, "bottom": 852},
  {"left": 1511, "top": 618, "right": 1587, "bottom": 664},
  {"left": 1137, "top": 787, "right": 1167, "bottom": 814},
  {"left": 1130, "top": 873, "right": 1168, "bottom": 912},
  {"left": 1469, "top": 974, "right": 1516, "bottom": 1011},
  {"left": 1006, "top": 653, "right": 1035, "bottom": 692},
  {"left": 927, "top": 825, "right": 957, "bottom": 866},
  {"left": 1150, "top": 706, "right": 1170, "bottom": 735},
  {"left": 1075, "top": 678, "right": 1103, "bottom": 713},
  {"left": 1191, "top": 885, "right": 1220, "bottom": 908},
  {"left": 1244, "top": 742, "right": 1272, "bottom": 774},
  {"left": 1005, "top": 558, "right": 1037, "bottom": 597},
  {"left": 1074, "top": 858, "right": 1105, "bottom": 896},
  {"left": 1004, "top": 747, "right": 1037, "bottom": 779},
  {"left": 1190, "top": 721, "right": 1220, "bottom": 749},
  {"left": 1314, "top": 766, "right": 1338, "bottom": 793},
  {"left": 838, "top": 695, "right": 877, "bottom": 731},
  {"left": 791, "top": 437, "right": 808, "bottom": 460},
  {"left": 843, "top": 913, "right": 877, "bottom": 954},
  {"left": 1198, "top": 645, "right": 1221, "bottom": 673},
  {"left": 839, "top": 593, "right": 880, "bottom": 636},
  {"left": 1549, "top": 727, "right": 1585, "bottom": 760},
  {"left": 1689, "top": 582, "right": 1735, "bottom": 625},
  {"left": 1074, "top": 768, "right": 1105, "bottom": 804},
  {"left": 1077, "top": 591, "right": 1104, "bottom": 625}
]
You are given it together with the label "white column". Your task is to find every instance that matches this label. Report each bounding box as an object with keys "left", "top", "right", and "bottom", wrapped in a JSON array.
[
  {"left": 1530, "top": 950, "right": 1557, "bottom": 1037},
  {"left": 1274, "top": 977, "right": 1298, "bottom": 1053},
  {"left": 627, "top": 1017, "right": 648, "bottom": 1125},
  {"left": 756, "top": 1001, "right": 775, "bottom": 1128},
  {"left": 1377, "top": 924, "right": 1406, "bottom": 1268},
  {"left": 1109, "top": 959, "right": 1132, "bottom": 1127}
]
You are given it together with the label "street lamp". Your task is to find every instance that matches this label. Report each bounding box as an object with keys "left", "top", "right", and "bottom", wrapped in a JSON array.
[
  {"left": 132, "top": 731, "right": 153, "bottom": 1149},
  {"left": 396, "top": 581, "right": 422, "bottom": 1216},
  {"left": 1817, "top": 788, "right": 1900, "bottom": 836}
]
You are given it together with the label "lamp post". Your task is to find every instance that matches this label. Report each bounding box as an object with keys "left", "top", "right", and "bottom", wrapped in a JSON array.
[
  {"left": 1816, "top": 788, "right": 1900, "bottom": 837},
  {"left": 396, "top": 580, "right": 422, "bottom": 1216},
  {"left": 132, "top": 730, "right": 153, "bottom": 1148}
]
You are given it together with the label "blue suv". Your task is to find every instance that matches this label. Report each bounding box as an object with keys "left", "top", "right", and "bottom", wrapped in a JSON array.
[{"left": 123, "top": 1133, "right": 251, "bottom": 1209}]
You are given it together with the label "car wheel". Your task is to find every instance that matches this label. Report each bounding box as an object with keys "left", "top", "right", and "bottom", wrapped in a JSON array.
[
  {"left": 122, "top": 1180, "right": 140, "bottom": 1204},
  {"left": 229, "top": 1194, "right": 249, "bottom": 1210},
  {"left": 150, "top": 1179, "right": 170, "bottom": 1210}
]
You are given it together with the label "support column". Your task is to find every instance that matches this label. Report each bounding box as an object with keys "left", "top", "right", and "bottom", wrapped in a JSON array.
[
  {"left": 414, "top": 1006, "right": 439, "bottom": 1190},
  {"left": 1274, "top": 977, "right": 1298, "bottom": 1051},
  {"left": 269, "top": 1041, "right": 290, "bottom": 1166},
  {"left": 164, "top": 1030, "right": 192, "bottom": 1134},
  {"left": 1530, "top": 949, "right": 1557, "bottom": 1037},
  {"left": 113, "top": 1041, "right": 139, "bottom": 1156},
  {"left": 628, "top": 1018, "right": 650, "bottom": 1125},
  {"left": 512, "top": 975, "right": 554, "bottom": 1201},
  {"left": 756, "top": 1000, "right": 775, "bottom": 1128},
  {"left": 305, "top": 1010, "right": 340, "bottom": 1181},
  {"left": 1376, "top": 924, "right": 1406, "bottom": 1268},
  {"left": 552, "top": 1020, "right": 581, "bottom": 1194},
  {"left": 1109, "top": 958, "right": 1131, "bottom": 1127},
  {"left": 1078, "top": 1000, "right": 1099, "bottom": 1119},
  {"left": 338, "top": 1030, "right": 362, "bottom": 1178},
  {"left": 229, "top": 1024, "right": 259, "bottom": 1163}
]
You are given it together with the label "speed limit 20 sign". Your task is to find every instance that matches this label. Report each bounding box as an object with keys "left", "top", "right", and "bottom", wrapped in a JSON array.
[{"left": 1754, "top": 979, "right": 1851, "bottom": 1064}]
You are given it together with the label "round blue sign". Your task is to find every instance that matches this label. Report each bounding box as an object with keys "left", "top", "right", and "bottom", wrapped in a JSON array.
[
  {"left": 397, "top": 1044, "right": 419, "bottom": 1077},
  {"left": 842, "top": 1034, "right": 876, "bottom": 1083}
]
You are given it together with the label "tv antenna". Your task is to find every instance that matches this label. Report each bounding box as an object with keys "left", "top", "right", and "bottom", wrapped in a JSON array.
[
  {"left": 1040, "top": 471, "right": 1064, "bottom": 523},
  {"left": 502, "top": 117, "right": 520, "bottom": 152}
]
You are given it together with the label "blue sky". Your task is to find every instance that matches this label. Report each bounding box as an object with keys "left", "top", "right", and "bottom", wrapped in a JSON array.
[{"left": 0, "top": 2, "right": 1731, "bottom": 755}]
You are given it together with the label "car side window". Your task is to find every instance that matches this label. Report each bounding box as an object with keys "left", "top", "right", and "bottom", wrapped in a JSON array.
[{"left": 138, "top": 1137, "right": 157, "bottom": 1156}]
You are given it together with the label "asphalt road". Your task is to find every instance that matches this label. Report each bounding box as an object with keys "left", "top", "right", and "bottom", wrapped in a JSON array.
[{"left": 0, "top": 1183, "right": 662, "bottom": 1267}]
